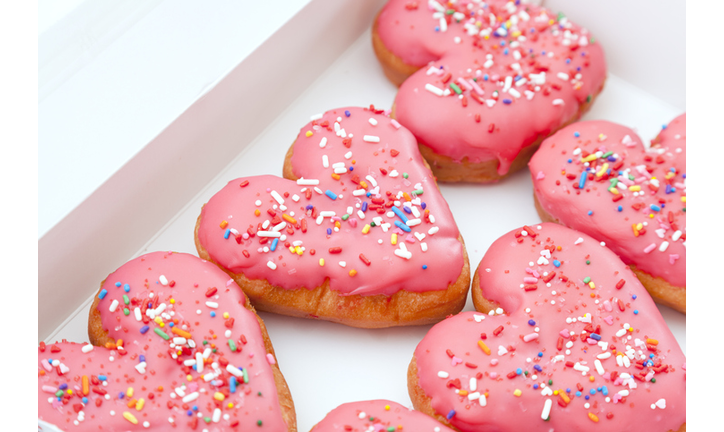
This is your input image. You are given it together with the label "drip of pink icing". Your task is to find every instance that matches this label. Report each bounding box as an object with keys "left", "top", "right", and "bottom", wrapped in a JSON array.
[
  {"left": 414, "top": 223, "right": 685, "bottom": 431},
  {"left": 529, "top": 115, "right": 686, "bottom": 287},
  {"left": 311, "top": 400, "right": 454, "bottom": 431},
  {"left": 197, "top": 106, "right": 464, "bottom": 296},
  {"left": 38, "top": 252, "right": 286, "bottom": 431},
  {"left": 376, "top": 0, "right": 607, "bottom": 174}
]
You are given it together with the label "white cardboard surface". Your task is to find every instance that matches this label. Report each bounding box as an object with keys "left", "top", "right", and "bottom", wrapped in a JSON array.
[{"left": 39, "top": 1, "right": 685, "bottom": 431}]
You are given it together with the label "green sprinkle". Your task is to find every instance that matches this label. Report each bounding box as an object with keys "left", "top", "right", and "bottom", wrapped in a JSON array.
[
  {"left": 583, "top": 277, "right": 591, "bottom": 284},
  {"left": 403, "top": 173, "right": 408, "bottom": 179},
  {"left": 243, "top": 367, "right": 249, "bottom": 384},
  {"left": 586, "top": 260, "right": 590, "bottom": 265},
  {"left": 445, "top": 9, "right": 455, "bottom": 15},
  {"left": 524, "top": 370, "right": 529, "bottom": 376},
  {"left": 257, "top": 420, "right": 263, "bottom": 426},
  {"left": 228, "top": 339, "right": 237, "bottom": 352},
  {"left": 341, "top": 214, "right": 349, "bottom": 221},
  {"left": 123, "top": 295, "right": 130, "bottom": 305},
  {"left": 412, "top": 189, "right": 424, "bottom": 195},
  {"left": 55, "top": 390, "right": 64, "bottom": 397},
  {"left": 450, "top": 83, "right": 462, "bottom": 95},
  {"left": 204, "top": 417, "right": 211, "bottom": 424},
  {"left": 586, "top": 94, "right": 592, "bottom": 103},
  {"left": 202, "top": 340, "right": 208, "bottom": 345},
  {"left": 370, "top": 222, "right": 376, "bottom": 227},
  {"left": 548, "top": 379, "right": 553, "bottom": 385},
  {"left": 602, "top": 151, "right": 613, "bottom": 158},
  {"left": 651, "top": 378, "right": 656, "bottom": 383},
  {"left": 123, "top": 308, "right": 130, "bottom": 316},
  {"left": 387, "top": 428, "right": 395, "bottom": 432},
  {"left": 154, "top": 328, "right": 170, "bottom": 340},
  {"left": 557, "top": 12, "right": 565, "bottom": 21}
]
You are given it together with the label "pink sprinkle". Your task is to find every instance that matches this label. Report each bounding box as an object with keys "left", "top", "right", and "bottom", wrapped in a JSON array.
[
  {"left": 586, "top": 338, "right": 598, "bottom": 345},
  {"left": 523, "top": 333, "right": 539, "bottom": 342},
  {"left": 452, "top": 356, "right": 463, "bottom": 366},
  {"left": 536, "top": 171, "right": 545, "bottom": 180},
  {"left": 41, "top": 359, "right": 52, "bottom": 372},
  {"left": 603, "top": 315, "right": 614, "bottom": 325},
  {"left": 682, "top": 363, "right": 686, "bottom": 370},
  {"left": 490, "top": 359, "right": 499, "bottom": 366},
  {"left": 525, "top": 268, "right": 540, "bottom": 277},
  {"left": 405, "top": 235, "right": 416, "bottom": 243},
  {"left": 42, "top": 385, "right": 58, "bottom": 393},
  {"left": 523, "top": 277, "right": 538, "bottom": 284},
  {"left": 603, "top": 300, "right": 612, "bottom": 312},
  {"left": 390, "top": 119, "right": 401, "bottom": 129},
  {"left": 348, "top": 218, "right": 358, "bottom": 228},
  {"left": 266, "top": 353, "right": 276, "bottom": 365},
  {"left": 489, "top": 372, "right": 498, "bottom": 379},
  {"left": 612, "top": 393, "right": 622, "bottom": 404},
  {"left": 226, "top": 279, "right": 234, "bottom": 287},
  {"left": 643, "top": 243, "right": 657, "bottom": 253},
  {"left": 559, "top": 329, "right": 570, "bottom": 338},
  {"left": 51, "top": 399, "right": 63, "bottom": 409},
  {"left": 456, "top": 77, "right": 471, "bottom": 91},
  {"left": 468, "top": 78, "right": 485, "bottom": 95},
  {"left": 669, "top": 254, "right": 680, "bottom": 264},
  {"left": 645, "top": 371, "right": 654, "bottom": 381},
  {"left": 188, "top": 382, "right": 199, "bottom": 392}
]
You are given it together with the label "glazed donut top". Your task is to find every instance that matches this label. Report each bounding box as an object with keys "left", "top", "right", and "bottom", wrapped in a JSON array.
[
  {"left": 38, "top": 252, "right": 288, "bottom": 431},
  {"left": 377, "top": 0, "right": 607, "bottom": 174},
  {"left": 311, "top": 400, "right": 454, "bottom": 431},
  {"left": 414, "top": 223, "right": 685, "bottom": 431},
  {"left": 529, "top": 115, "right": 686, "bottom": 287},
  {"left": 197, "top": 106, "right": 464, "bottom": 296}
]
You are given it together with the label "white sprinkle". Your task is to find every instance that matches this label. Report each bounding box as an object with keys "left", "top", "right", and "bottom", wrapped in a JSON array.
[
  {"left": 369, "top": 118, "right": 378, "bottom": 126},
  {"left": 338, "top": 261, "right": 346, "bottom": 268},
  {"left": 322, "top": 155, "right": 329, "bottom": 168},
  {"left": 552, "top": 98, "right": 565, "bottom": 106},
  {"left": 257, "top": 231, "right": 281, "bottom": 238},
  {"left": 541, "top": 399, "right": 552, "bottom": 420},
  {"left": 659, "top": 241, "right": 670, "bottom": 252},
  {"left": 159, "top": 275, "right": 168, "bottom": 285},
  {"left": 594, "top": 359, "right": 605, "bottom": 375},
  {"left": 270, "top": 190, "right": 285, "bottom": 205},
  {"left": 297, "top": 178, "right": 319, "bottom": 186},
  {"left": 212, "top": 408, "right": 221, "bottom": 423},
  {"left": 363, "top": 135, "right": 380, "bottom": 143},
  {"left": 406, "top": 218, "right": 421, "bottom": 227},
  {"left": 109, "top": 299, "right": 119, "bottom": 313},
  {"left": 557, "top": 72, "right": 570, "bottom": 81},
  {"left": 81, "top": 344, "right": 94, "bottom": 353},
  {"left": 420, "top": 242, "right": 428, "bottom": 252},
  {"left": 438, "top": 371, "right": 449, "bottom": 378},
  {"left": 205, "top": 301, "right": 219, "bottom": 309},
  {"left": 428, "top": 227, "right": 439, "bottom": 235},
  {"left": 574, "top": 237, "right": 584, "bottom": 245},
  {"left": 267, "top": 261, "right": 277, "bottom": 270},
  {"left": 182, "top": 392, "right": 199, "bottom": 403},
  {"left": 425, "top": 83, "right": 445, "bottom": 96},
  {"left": 672, "top": 230, "right": 682, "bottom": 241}
]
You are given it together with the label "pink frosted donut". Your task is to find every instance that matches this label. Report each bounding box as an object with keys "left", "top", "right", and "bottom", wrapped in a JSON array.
[
  {"left": 310, "top": 400, "right": 454, "bottom": 431},
  {"left": 373, "top": 0, "right": 607, "bottom": 182},
  {"left": 38, "top": 252, "right": 296, "bottom": 431},
  {"left": 410, "top": 223, "right": 685, "bottom": 432},
  {"left": 529, "top": 114, "right": 686, "bottom": 313},
  {"left": 195, "top": 106, "right": 470, "bottom": 328}
]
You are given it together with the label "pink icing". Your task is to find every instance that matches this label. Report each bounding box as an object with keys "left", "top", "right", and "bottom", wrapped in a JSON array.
[
  {"left": 529, "top": 115, "right": 686, "bottom": 288},
  {"left": 38, "top": 252, "right": 288, "bottom": 431},
  {"left": 311, "top": 400, "right": 454, "bottom": 431},
  {"left": 376, "top": 0, "right": 607, "bottom": 174},
  {"left": 197, "top": 106, "right": 464, "bottom": 296},
  {"left": 414, "top": 223, "right": 685, "bottom": 431}
]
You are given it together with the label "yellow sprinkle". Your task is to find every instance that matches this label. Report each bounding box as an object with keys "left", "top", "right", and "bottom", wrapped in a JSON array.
[
  {"left": 588, "top": 412, "right": 599, "bottom": 423},
  {"left": 511, "top": 31, "right": 521, "bottom": 37},
  {"left": 227, "top": 403, "right": 234, "bottom": 408},
  {"left": 649, "top": 214, "right": 654, "bottom": 218},
  {"left": 553, "top": 390, "right": 559, "bottom": 396},
  {"left": 681, "top": 196, "right": 686, "bottom": 202},
  {"left": 391, "top": 233, "right": 398, "bottom": 245},
  {"left": 123, "top": 412, "right": 138, "bottom": 425},
  {"left": 254, "top": 209, "right": 261, "bottom": 217},
  {"left": 362, "top": 224, "right": 371, "bottom": 234},
  {"left": 223, "top": 312, "right": 229, "bottom": 319},
  {"left": 385, "top": 405, "right": 391, "bottom": 411},
  {"left": 589, "top": 282, "right": 595, "bottom": 289},
  {"left": 628, "top": 327, "right": 634, "bottom": 332},
  {"left": 127, "top": 387, "right": 134, "bottom": 398},
  {"left": 295, "top": 246, "right": 303, "bottom": 256},
  {"left": 288, "top": 246, "right": 296, "bottom": 253},
  {"left": 159, "top": 322, "right": 164, "bottom": 328},
  {"left": 514, "top": 389, "right": 522, "bottom": 397},
  {"left": 319, "top": 259, "right": 325, "bottom": 267},
  {"left": 169, "top": 298, "right": 175, "bottom": 304},
  {"left": 135, "top": 398, "right": 145, "bottom": 411},
  {"left": 636, "top": 223, "right": 643, "bottom": 230},
  {"left": 581, "top": 154, "right": 597, "bottom": 163},
  {"left": 154, "top": 317, "right": 162, "bottom": 324},
  {"left": 282, "top": 214, "right": 297, "bottom": 224},
  {"left": 187, "top": 375, "right": 193, "bottom": 381},
  {"left": 220, "top": 220, "right": 228, "bottom": 229},
  {"left": 349, "top": 269, "right": 357, "bottom": 277},
  {"left": 67, "top": 389, "right": 73, "bottom": 395},
  {"left": 214, "top": 392, "right": 225, "bottom": 401},
  {"left": 305, "top": 131, "right": 313, "bottom": 137},
  {"left": 598, "top": 134, "right": 607, "bottom": 142},
  {"left": 609, "top": 187, "right": 619, "bottom": 195},
  {"left": 629, "top": 185, "right": 641, "bottom": 192},
  {"left": 595, "top": 163, "right": 609, "bottom": 177},
  {"left": 477, "top": 340, "right": 491, "bottom": 355}
]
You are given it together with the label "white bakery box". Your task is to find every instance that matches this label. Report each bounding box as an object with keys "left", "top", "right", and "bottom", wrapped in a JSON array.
[{"left": 38, "top": 0, "right": 686, "bottom": 430}]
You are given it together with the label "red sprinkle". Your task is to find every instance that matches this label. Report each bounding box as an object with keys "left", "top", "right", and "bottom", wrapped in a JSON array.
[
  {"left": 239, "top": 180, "right": 249, "bottom": 188},
  {"left": 615, "top": 279, "right": 626, "bottom": 289},
  {"left": 328, "top": 247, "right": 342, "bottom": 254},
  {"left": 205, "top": 287, "right": 217, "bottom": 297},
  {"left": 359, "top": 254, "right": 371, "bottom": 266},
  {"left": 493, "top": 326, "right": 504, "bottom": 336}
]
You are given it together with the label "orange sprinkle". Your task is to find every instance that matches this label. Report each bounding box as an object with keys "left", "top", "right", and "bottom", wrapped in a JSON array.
[
  {"left": 282, "top": 214, "right": 297, "bottom": 224},
  {"left": 116, "top": 339, "right": 124, "bottom": 347},
  {"left": 349, "top": 269, "right": 357, "bottom": 277},
  {"left": 646, "top": 338, "right": 659, "bottom": 345},
  {"left": 220, "top": 220, "right": 228, "bottom": 229},
  {"left": 478, "top": 340, "right": 491, "bottom": 355},
  {"left": 254, "top": 209, "right": 261, "bottom": 217},
  {"left": 171, "top": 327, "right": 192, "bottom": 339},
  {"left": 82, "top": 376, "right": 89, "bottom": 395},
  {"left": 588, "top": 413, "right": 599, "bottom": 422},
  {"left": 127, "top": 398, "right": 137, "bottom": 408},
  {"left": 331, "top": 173, "right": 340, "bottom": 180}
]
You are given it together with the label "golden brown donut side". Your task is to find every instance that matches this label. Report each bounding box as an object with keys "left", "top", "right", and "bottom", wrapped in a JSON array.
[
  {"left": 371, "top": 9, "right": 421, "bottom": 88},
  {"left": 195, "top": 215, "right": 471, "bottom": 328},
  {"left": 533, "top": 194, "right": 686, "bottom": 313},
  {"left": 87, "top": 282, "right": 298, "bottom": 432}
]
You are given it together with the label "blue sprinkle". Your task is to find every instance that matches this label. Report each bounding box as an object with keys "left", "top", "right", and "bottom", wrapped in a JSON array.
[
  {"left": 187, "top": 410, "right": 193, "bottom": 416},
  {"left": 435, "top": 26, "right": 440, "bottom": 32},
  {"left": 587, "top": 210, "right": 593, "bottom": 216},
  {"left": 210, "top": 311, "right": 216, "bottom": 317},
  {"left": 516, "top": 368, "right": 523, "bottom": 375},
  {"left": 402, "top": 206, "right": 412, "bottom": 214},
  {"left": 590, "top": 333, "right": 601, "bottom": 341},
  {"left": 533, "top": 384, "right": 539, "bottom": 389},
  {"left": 230, "top": 376, "right": 237, "bottom": 393},
  {"left": 82, "top": 397, "right": 88, "bottom": 404},
  {"left": 305, "top": 205, "right": 314, "bottom": 210},
  {"left": 140, "top": 325, "right": 150, "bottom": 334},
  {"left": 534, "top": 364, "right": 542, "bottom": 372},
  {"left": 567, "top": 159, "right": 573, "bottom": 163},
  {"left": 193, "top": 405, "right": 198, "bottom": 411},
  {"left": 553, "top": 260, "right": 561, "bottom": 268},
  {"left": 483, "top": 74, "right": 489, "bottom": 81},
  {"left": 98, "top": 289, "right": 108, "bottom": 300},
  {"left": 500, "top": 41, "right": 506, "bottom": 46},
  {"left": 98, "top": 375, "right": 107, "bottom": 381},
  {"left": 649, "top": 353, "right": 655, "bottom": 358},
  {"left": 528, "top": 319, "right": 536, "bottom": 326},
  {"left": 538, "top": 352, "right": 543, "bottom": 357},
  {"left": 590, "top": 389, "right": 596, "bottom": 395},
  {"left": 579, "top": 171, "right": 587, "bottom": 189},
  {"left": 123, "top": 283, "right": 130, "bottom": 292},
  {"left": 662, "top": 124, "right": 667, "bottom": 129},
  {"left": 566, "top": 388, "right": 571, "bottom": 393},
  {"left": 391, "top": 206, "right": 409, "bottom": 223},
  {"left": 602, "top": 386, "right": 609, "bottom": 396},
  {"left": 617, "top": 206, "right": 623, "bottom": 212},
  {"left": 574, "top": 131, "right": 580, "bottom": 137},
  {"left": 325, "top": 190, "right": 338, "bottom": 200},
  {"left": 59, "top": 383, "right": 68, "bottom": 390},
  {"left": 632, "top": 294, "right": 637, "bottom": 300},
  {"left": 447, "top": 410, "right": 456, "bottom": 420},
  {"left": 224, "top": 228, "right": 231, "bottom": 239},
  {"left": 344, "top": 110, "right": 351, "bottom": 117},
  {"left": 366, "top": 192, "right": 372, "bottom": 197},
  {"left": 394, "top": 220, "right": 411, "bottom": 232},
  {"left": 270, "top": 238, "right": 279, "bottom": 252},
  {"left": 115, "top": 282, "right": 122, "bottom": 287},
  {"left": 577, "top": 66, "right": 582, "bottom": 71},
  {"left": 541, "top": 51, "right": 546, "bottom": 55},
  {"left": 326, "top": 228, "right": 332, "bottom": 235},
  {"left": 192, "top": 364, "right": 197, "bottom": 371},
  {"left": 504, "top": 48, "right": 509, "bottom": 55},
  {"left": 503, "top": 98, "right": 513, "bottom": 104},
  {"left": 566, "top": 58, "right": 571, "bottom": 64},
  {"left": 118, "top": 392, "right": 125, "bottom": 399},
  {"left": 585, "top": 395, "right": 590, "bottom": 400},
  {"left": 650, "top": 204, "right": 661, "bottom": 212},
  {"left": 361, "top": 202, "right": 368, "bottom": 212},
  {"left": 633, "top": 310, "right": 639, "bottom": 315},
  {"left": 422, "top": 265, "right": 428, "bottom": 270},
  {"left": 607, "top": 155, "right": 617, "bottom": 162},
  {"left": 576, "top": 391, "right": 582, "bottom": 397},
  {"left": 140, "top": 355, "right": 146, "bottom": 362}
]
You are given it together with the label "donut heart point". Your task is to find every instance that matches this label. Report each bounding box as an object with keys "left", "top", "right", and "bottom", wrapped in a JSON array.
[
  {"left": 195, "top": 106, "right": 469, "bottom": 328},
  {"left": 411, "top": 223, "right": 685, "bottom": 432}
]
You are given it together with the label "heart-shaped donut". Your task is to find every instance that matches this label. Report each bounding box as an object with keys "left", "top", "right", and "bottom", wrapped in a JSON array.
[
  {"left": 195, "top": 106, "right": 470, "bottom": 328},
  {"left": 310, "top": 400, "right": 455, "bottom": 432},
  {"left": 529, "top": 114, "right": 686, "bottom": 313},
  {"left": 409, "top": 223, "right": 685, "bottom": 431},
  {"left": 38, "top": 252, "right": 296, "bottom": 431},
  {"left": 373, "top": 0, "right": 607, "bottom": 182}
]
